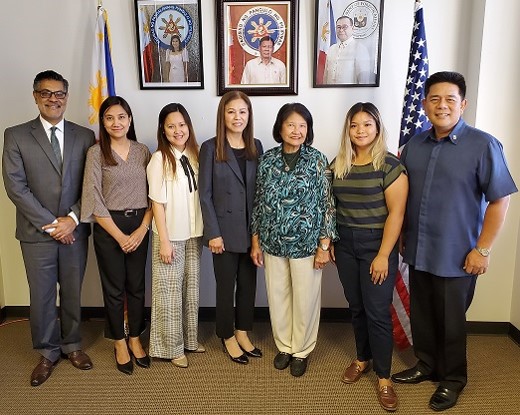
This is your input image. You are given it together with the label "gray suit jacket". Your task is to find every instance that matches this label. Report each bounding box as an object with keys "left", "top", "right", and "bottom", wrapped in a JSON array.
[
  {"left": 199, "top": 137, "right": 263, "bottom": 253},
  {"left": 2, "top": 117, "right": 95, "bottom": 242}
]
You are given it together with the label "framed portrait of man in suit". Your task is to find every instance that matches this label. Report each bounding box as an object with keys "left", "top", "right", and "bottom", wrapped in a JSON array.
[
  {"left": 313, "top": 0, "right": 384, "bottom": 87},
  {"left": 216, "top": 0, "right": 299, "bottom": 96}
]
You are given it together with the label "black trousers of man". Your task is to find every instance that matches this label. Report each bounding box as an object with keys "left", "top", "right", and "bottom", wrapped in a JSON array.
[{"left": 409, "top": 266, "right": 477, "bottom": 392}]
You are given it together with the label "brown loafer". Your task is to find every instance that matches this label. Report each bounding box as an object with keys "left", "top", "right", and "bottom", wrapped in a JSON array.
[
  {"left": 30, "top": 357, "right": 59, "bottom": 386},
  {"left": 378, "top": 385, "right": 398, "bottom": 412},
  {"left": 67, "top": 350, "right": 93, "bottom": 370},
  {"left": 341, "top": 360, "right": 371, "bottom": 384}
]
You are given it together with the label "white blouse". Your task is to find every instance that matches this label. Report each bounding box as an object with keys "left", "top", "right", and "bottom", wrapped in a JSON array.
[{"left": 146, "top": 148, "right": 203, "bottom": 241}]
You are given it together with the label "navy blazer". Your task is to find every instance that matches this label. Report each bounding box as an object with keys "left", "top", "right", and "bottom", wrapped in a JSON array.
[
  {"left": 199, "top": 137, "right": 263, "bottom": 253},
  {"left": 2, "top": 117, "right": 95, "bottom": 242}
]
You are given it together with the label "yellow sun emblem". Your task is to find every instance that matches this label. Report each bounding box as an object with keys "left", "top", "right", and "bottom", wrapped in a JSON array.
[
  {"left": 321, "top": 22, "right": 330, "bottom": 42},
  {"left": 88, "top": 70, "right": 107, "bottom": 125},
  {"left": 159, "top": 14, "right": 184, "bottom": 38},
  {"left": 247, "top": 17, "right": 274, "bottom": 42}
]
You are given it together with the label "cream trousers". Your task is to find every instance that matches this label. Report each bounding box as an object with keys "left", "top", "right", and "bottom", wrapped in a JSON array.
[{"left": 264, "top": 253, "right": 323, "bottom": 358}]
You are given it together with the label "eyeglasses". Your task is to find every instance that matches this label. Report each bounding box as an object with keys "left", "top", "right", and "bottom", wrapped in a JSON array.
[
  {"left": 35, "top": 90, "right": 67, "bottom": 99},
  {"left": 336, "top": 25, "right": 352, "bottom": 31}
]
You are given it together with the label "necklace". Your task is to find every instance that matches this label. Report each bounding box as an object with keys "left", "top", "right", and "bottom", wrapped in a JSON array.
[{"left": 282, "top": 149, "right": 300, "bottom": 172}]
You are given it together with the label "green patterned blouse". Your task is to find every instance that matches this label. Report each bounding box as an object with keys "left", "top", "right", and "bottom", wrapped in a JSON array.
[{"left": 251, "top": 145, "right": 338, "bottom": 259}]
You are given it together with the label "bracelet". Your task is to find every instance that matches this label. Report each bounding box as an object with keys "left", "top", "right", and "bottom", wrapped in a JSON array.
[{"left": 142, "top": 223, "right": 150, "bottom": 231}]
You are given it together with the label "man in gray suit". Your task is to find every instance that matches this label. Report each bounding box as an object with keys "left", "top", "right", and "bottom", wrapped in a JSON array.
[{"left": 2, "top": 70, "right": 96, "bottom": 386}]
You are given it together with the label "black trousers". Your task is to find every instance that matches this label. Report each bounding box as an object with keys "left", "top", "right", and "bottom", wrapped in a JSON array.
[
  {"left": 409, "top": 267, "right": 477, "bottom": 391},
  {"left": 212, "top": 250, "right": 257, "bottom": 339},
  {"left": 93, "top": 209, "right": 148, "bottom": 340},
  {"left": 335, "top": 226, "right": 397, "bottom": 378}
]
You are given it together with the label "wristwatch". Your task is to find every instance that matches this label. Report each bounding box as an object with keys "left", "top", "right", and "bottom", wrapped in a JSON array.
[
  {"left": 475, "top": 246, "right": 490, "bottom": 257},
  {"left": 319, "top": 242, "right": 330, "bottom": 252}
]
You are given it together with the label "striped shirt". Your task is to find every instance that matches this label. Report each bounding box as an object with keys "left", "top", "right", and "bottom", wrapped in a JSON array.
[{"left": 332, "top": 153, "right": 405, "bottom": 229}]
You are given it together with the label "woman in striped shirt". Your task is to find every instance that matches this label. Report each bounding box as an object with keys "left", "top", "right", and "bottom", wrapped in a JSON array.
[{"left": 331, "top": 102, "right": 408, "bottom": 412}]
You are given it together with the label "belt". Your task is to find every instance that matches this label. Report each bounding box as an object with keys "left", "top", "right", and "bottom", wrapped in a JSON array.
[{"left": 109, "top": 208, "right": 144, "bottom": 217}]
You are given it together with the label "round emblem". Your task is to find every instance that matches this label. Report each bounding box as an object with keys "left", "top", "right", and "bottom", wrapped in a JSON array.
[
  {"left": 343, "top": 1, "right": 379, "bottom": 39},
  {"left": 236, "top": 7, "right": 285, "bottom": 56},
  {"left": 150, "top": 5, "right": 194, "bottom": 49}
]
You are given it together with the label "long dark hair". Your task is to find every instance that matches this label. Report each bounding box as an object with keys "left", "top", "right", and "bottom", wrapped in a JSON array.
[
  {"left": 98, "top": 96, "right": 137, "bottom": 166},
  {"left": 215, "top": 90, "right": 257, "bottom": 162},
  {"left": 156, "top": 103, "right": 199, "bottom": 177},
  {"left": 170, "top": 34, "right": 184, "bottom": 51}
]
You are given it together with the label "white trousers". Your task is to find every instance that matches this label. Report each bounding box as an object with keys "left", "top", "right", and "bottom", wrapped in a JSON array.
[{"left": 264, "top": 253, "right": 322, "bottom": 358}]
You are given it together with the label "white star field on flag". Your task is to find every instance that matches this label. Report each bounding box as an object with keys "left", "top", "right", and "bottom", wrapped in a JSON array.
[{"left": 399, "top": 1, "right": 431, "bottom": 148}]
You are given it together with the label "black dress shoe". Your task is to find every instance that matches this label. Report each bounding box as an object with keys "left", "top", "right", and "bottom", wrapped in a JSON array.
[
  {"left": 391, "top": 366, "right": 433, "bottom": 384},
  {"left": 429, "top": 386, "right": 460, "bottom": 411},
  {"left": 221, "top": 338, "right": 249, "bottom": 365},
  {"left": 30, "top": 357, "right": 59, "bottom": 386},
  {"left": 274, "top": 352, "right": 292, "bottom": 370},
  {"left": 240, "top": 345, "right": 263, "bottom": 358},
  {"left": 114, "top": 349, "right": 133, "bottom": 375},
  {"left": 290, "top": 357, "right": 308, "bottom": 377},
  {"left": 129, "top": 349, "right": 151, "bottom": 368}
]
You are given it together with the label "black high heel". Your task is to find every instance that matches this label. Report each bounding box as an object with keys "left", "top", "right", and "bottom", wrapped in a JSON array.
[
  {"left": 221, "top": 338, "right": 249, "bottom": 365},
  {"left": 114, "top": 348, "right": 133, "bottom": 375},
  {"left": 129, "top": 349, "right": 151, "bottom": 368},
  {"left": 240, "top": 345, "right": 263, "bottom": 358}
]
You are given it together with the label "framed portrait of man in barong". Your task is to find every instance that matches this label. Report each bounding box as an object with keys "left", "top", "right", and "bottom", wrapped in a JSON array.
[
  {"left": 314, "top": 0, "right": 384, "bottom": 87},
  {"left": 216, "top": 0, "right": 299, "bottom": 96}
]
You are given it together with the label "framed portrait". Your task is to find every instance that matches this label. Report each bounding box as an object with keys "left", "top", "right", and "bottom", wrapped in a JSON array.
[
  {"left": 313, "top": 0, "right": 384, "bottom": 87},
  {"left": 216, "top": 0, "right": 299, "bottom": 96},
  {"left": 134, "top": 0, "right": 204, "bottom": 89}
]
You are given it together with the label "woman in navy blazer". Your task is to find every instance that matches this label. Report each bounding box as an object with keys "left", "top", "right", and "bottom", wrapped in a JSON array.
[{"left": 199, "top": 91, "right": 263, "bottom": 364}]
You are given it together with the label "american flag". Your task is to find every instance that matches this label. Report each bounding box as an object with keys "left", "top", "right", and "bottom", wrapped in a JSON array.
[{"left": 391, "top": 0, "right": 430, "bottom": 350}]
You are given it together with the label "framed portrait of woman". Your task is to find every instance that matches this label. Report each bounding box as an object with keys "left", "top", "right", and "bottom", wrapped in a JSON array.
[
  {"left": 216, "top": 0, "right": 299, "bottom": 96},
  {"left": 313, "top": 0, "right": 384, "bottom": 87},
  {"left": 134, "top": 0, "right": 204, "bottom": 89}
]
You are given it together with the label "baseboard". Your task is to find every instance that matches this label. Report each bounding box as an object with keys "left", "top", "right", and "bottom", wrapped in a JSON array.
[
  {"left": 3, "top": 305, "right": 518, "bottom": 346},
  {"left": 466, "top": 321, "right": 510, "bottom": 335},
  {"left": 83, "top": 307, "right": 352, "bottom": 322},
  {"left": 509, "top": 323, "right": 520, "bottom": 346},
  {"left": 4, "top": 306, "right": 30, "bottom": 319}
]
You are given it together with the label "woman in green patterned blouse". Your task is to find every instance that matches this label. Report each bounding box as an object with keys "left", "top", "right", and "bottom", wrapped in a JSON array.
[{"left": 251, "top": 103, "right": 337, "bottom": 377}]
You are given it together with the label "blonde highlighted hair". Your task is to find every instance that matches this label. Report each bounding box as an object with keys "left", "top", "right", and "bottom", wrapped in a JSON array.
[{"left": 333, "top": 102, "right": 388, "bottom": 179}]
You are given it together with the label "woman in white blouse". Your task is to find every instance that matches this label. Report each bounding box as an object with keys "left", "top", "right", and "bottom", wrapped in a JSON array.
[{"left": 147, "top": 103, "right": 204, "bottom": 368}]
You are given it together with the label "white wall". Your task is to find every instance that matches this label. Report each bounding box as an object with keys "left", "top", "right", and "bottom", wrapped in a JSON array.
[
  {"left": 0, "top": 0, "right": 518, "bottom": 323},
  {"left": 472, "top": 0, "right": 520, "bottom": 324}
]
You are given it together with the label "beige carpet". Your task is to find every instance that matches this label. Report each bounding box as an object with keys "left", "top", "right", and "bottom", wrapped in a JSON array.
[{"left": 0, "top": 319, "right": 519, "bottom": 414}]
